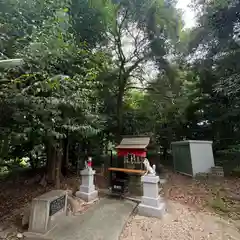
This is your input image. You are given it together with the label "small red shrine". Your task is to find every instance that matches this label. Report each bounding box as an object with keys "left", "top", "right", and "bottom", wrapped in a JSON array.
[
  {"left": 114, "top": 135, "right": 151, "bottom": 171},
  {"left": 108, "top": 135, "right": 151, "bottom": 195},
  {"left": 116, "top": 135, "right": 150, "bottom": 157}
]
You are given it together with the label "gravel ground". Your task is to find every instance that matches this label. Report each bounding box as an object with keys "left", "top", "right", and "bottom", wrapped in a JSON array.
[{"left": 120, "top": 200, "right": 240, "bottom": 240}]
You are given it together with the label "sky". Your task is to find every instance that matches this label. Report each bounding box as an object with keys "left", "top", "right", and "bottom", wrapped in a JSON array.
[{"left": 176, "top": 0, "right": 196, "bottom": 29}]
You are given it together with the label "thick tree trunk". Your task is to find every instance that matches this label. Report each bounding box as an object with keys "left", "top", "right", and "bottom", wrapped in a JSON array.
[
  {"left": 29, "top": 156, "right": 36, "bottom": 170},
  {"left": 104, "top": 133, "right": 109, "bottom": 155},
  {"left": 55, "top": 147, "right": 62, "bottom": 189},
  {"left": 62, "top": 136, "right": 69, "bottom": 176},
  {"left": 45, "top": 141, "right": 56, "bottom": 184},
  {"left": 116, "top": 84, "right": 125, "bottom": 141},
  {"left": 163, "top": 147, "right": 167, "bottom": 161}
]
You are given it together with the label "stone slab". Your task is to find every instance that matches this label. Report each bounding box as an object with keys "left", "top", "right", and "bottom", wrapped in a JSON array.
[
  {"left": 75, "top": 190, "right": 98, "bottom": 202},
  {"left": 26, "top": 198, "right": 137, "bottom": 240},
  {"left": 31, "top": 190, "right": 67, "bottom": 201},
  {"left": 159, "top": 178, "right": 167, "bottom": 184},
  {"left": 141, "top": 175, "right": 159, "bottom": 183},
  {"left": 28, "top": 190, "right": 67, "bottom": 235},
  {"left": 24, "top": 232, "right": 53, "bottom": 240},
  {"left": 141, "top": 196, "right": 163, "bottom": 208},
  {"left": 138, "top": 202, "right": 166, "bottom": 218}
]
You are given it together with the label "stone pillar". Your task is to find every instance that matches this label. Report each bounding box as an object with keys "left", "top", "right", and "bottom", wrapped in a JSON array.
[
  {"left": 138, "top": 174, "right": 166, "bottom": 218},
  {"left": 76, "top": 167, "right": 98, "bottom": 202}
]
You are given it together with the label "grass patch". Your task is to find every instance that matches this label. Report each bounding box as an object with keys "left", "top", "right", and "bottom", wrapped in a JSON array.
[{"left": 209, "top": 197, "right": 230, "bottom": 213}]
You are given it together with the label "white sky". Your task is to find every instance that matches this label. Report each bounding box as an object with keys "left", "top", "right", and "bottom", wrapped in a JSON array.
[{"left": 176, "top": 0, "right": 196, "bottom": 29}]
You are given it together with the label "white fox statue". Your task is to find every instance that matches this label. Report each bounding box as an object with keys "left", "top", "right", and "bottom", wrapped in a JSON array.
[{"left": 143, "top": 158, "right": 156, "bottom": 176}]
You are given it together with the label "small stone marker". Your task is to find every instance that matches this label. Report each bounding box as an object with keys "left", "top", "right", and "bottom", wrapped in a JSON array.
[
  {"left": 211, "top": 166, "right": 224, "bottom": 178},
  {"left": 138, "top": 174, "right": 166, "bottom": 218},
  {"left": 25, "top": 190, "right": 67, "bottom": 239},
  {"left": 76, "top": 167, "right": 98, "bottom": 202}
]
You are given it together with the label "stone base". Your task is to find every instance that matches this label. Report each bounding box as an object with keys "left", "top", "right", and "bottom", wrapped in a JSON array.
[
  {"left": 138, "top": 202, "right": 166, "bottom": 218},
  {"left": 24, "top": 231, "right": 53, "bottom": 240},
  {"left": 159, "top": 178, "right": 167, "bottom": 184},
  {"left": 75, "top": 190, "right": 98, "bottom": 202}
]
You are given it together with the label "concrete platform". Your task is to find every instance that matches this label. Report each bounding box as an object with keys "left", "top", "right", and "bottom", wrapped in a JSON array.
[{"left": 26, "top": 198, "right": 137, "bottom": 240}]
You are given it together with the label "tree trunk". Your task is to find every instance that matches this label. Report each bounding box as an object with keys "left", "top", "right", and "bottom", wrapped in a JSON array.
[
  {"left": 62, "top": 136, "right": 69, "bottom": 176},
  {"left": 163, "top": 147, "right": 167, "bottom": 161},
  {"left": 104, "top": 133, "right": 109, "bottom": 155},
  {"left": 55, "top": 147, "right": 62, "bottom": 189},
  {"left": 29, "top": 156, "right": 36, "bottom": 170},
  {"left": 116, "top": 84, "right": 125, "bottom": 141},
  {"left": 45, "top": 141, "right": 56, "bottom": 184}
]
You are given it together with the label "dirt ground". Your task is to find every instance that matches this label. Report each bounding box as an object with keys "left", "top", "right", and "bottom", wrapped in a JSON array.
[
  {"left": 0, "top": 170, "right": 107, "bottom": 227},
  {"left": 163, "top": 171, "right": 240, "bottom": 219},
  {"left": 0, "top": 169, "right": 240, "bottom": 239},
  {"left": 120, "top": 171, "right": 240, "bottom": 240},
  {"left": 120, "top": 201, "right": 240, "bottom": 240}
]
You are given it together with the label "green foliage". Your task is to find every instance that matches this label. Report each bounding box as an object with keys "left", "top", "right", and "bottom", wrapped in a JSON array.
[
  {"left": 167, "top": 0, "right": 240, "bottom": 174},
  {"left": 0, "top": 0, "right": 110, "bottom": 173},
  {"left": 5, "top": 0, "right": 240, "bottom": 181}
]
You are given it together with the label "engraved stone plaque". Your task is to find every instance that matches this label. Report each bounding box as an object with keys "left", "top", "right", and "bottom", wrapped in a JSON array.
[{"left": 49, "top": 195, "right": 66, "bottom": 216}]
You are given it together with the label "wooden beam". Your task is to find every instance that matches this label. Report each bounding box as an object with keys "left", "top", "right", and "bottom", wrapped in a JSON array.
[{"left": 108, "top": 167, "right": 145, "bottom": 174}]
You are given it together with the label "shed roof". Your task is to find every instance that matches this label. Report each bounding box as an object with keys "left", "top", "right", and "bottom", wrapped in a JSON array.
[{"left": 116, "top": 136, "right": 150, "bottom": 149}]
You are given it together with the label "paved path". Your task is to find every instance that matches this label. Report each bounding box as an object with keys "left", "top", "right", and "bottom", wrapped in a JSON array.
[{"left": 48, "top": 198, "right": 137, "bottom": 240}]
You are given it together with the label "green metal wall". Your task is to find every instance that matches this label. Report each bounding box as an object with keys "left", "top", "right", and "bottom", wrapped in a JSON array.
[{"left": 172, "top": 143, "right": 193, "bottom": 176}]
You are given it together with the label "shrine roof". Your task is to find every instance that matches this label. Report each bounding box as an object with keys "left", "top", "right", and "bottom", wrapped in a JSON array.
[{"left": 116, "top": 136, "right": 150, "bottom": 149}]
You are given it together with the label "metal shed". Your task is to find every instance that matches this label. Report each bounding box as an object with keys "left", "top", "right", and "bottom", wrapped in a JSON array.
[{"left": 171, "top": 140, "right": 215, "bottom": 177}]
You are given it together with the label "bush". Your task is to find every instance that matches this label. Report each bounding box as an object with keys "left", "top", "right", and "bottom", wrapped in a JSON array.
[
  {"left": 232, "top": 166, "right": 240, "bottom": 177},
  {"left": 215, "top": 151, "right": 240, "bottom": 175},
  {"left": 209, "top": 197, "right": 230, "bottom": 213}
]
